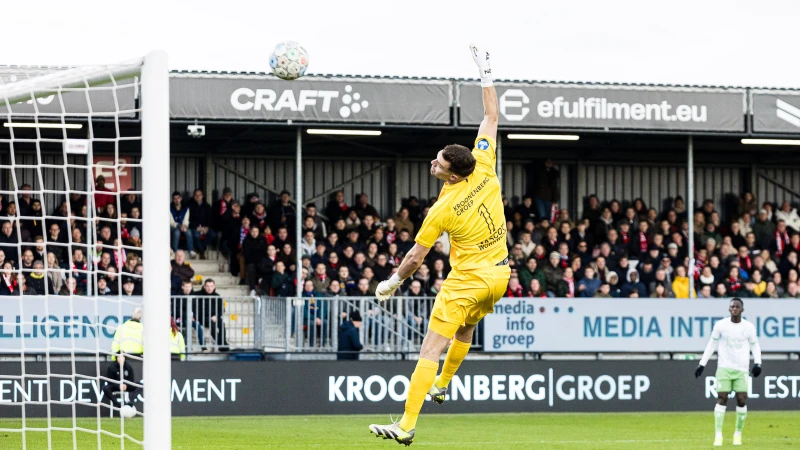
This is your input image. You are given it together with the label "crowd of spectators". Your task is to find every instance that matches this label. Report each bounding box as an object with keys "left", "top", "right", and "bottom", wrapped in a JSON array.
[
  {"left": 503, "top": 193, "right": 800, "bottom": 300},
  {"left": 203, "top": 183, "right": 800, "bottom": 302},
  {"left": 6, "top": 174, "right": 800, "bottom": 306},
  {"left": 206, "top": 188, "right": 446, "bottom": 303},
  {"left": 0, "top": 176, "right": 144, "bottom": 297}
]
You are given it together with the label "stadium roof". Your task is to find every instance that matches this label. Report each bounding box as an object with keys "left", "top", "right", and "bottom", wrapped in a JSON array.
[
  {"left": 169, "top": 69, "right": 800, "bottom": 91},
  {"left": 1, "top": 65, "right": 797, "bottom": 91}
]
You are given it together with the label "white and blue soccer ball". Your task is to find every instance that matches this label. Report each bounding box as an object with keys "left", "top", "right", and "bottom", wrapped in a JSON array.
[{"left": 269, "top": 41, "right": 309, "bottom": 80}]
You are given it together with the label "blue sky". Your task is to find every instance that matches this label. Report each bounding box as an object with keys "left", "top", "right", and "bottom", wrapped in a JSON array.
[{"left": 5, "top": 0, "right": 799, "bottom": 88}]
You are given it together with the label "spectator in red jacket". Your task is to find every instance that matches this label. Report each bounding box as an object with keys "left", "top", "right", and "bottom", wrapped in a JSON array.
[
  {"left": 506, "top": 276, "right": 524, "bottom": 297},
  {"left": 94, "top": 175, "right": 115, "bottom": 214}
]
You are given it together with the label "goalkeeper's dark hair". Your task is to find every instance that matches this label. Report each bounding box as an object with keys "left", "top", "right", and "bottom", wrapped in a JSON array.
[{"left": 442, "top": 144, "right": 476, "bottom": 178}]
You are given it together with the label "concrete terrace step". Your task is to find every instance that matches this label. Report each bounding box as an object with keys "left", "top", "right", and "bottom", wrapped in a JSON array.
[{"left": 216, "top": 287, "right": 251, "bottom": 298}]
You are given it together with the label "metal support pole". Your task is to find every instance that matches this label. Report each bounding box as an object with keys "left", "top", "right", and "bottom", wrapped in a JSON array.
[
  {"left": 205, "top": 151, "right": 214, "bottom": 206},
  {"left": 394, "top": 155, "right": 402, "bottom": 215},
  {"left": 687, "top": 136, "right": 695, "bottom": 299},
  {"left": 185, "top": 297, "right": 193, "bottom": 358},
  {"left": 284, "top": 297, "right": 291, "bottom": 353},
  {"left": 496, "top": 134, "right": 503, "bottom": 187},
  {"left": 295, "top": 128, "right": 303, "bottom": 298}
]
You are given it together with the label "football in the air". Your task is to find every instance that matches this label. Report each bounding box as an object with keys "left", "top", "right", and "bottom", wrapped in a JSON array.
[
  {"left": 120, "top": 405, "right": 137, "bottom": 419},
  {"left": 269, "top": 41, "right": 309, "bottom": 80}
]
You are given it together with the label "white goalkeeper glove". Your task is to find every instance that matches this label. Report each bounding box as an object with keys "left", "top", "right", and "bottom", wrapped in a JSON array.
[
  {"left": 375, "top": 273, "right": 404, "bottom": 301},
  {"left": 469, "top": 42, "right": 492, "bottom": 87}
]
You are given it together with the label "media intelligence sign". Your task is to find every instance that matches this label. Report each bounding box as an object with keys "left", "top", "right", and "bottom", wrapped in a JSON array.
[{"left": 483, "top": 298, "right": 800, "bottom": 352}]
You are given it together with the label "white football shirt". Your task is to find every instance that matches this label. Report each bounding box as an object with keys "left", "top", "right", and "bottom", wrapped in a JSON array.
[{"left": 700, "top": 317, "right": 762, "bottom": 373}]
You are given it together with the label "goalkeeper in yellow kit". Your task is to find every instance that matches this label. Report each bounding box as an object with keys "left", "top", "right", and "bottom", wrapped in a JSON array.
[{"left": 369, "top": 43, "right": 510, "bottom": 446}]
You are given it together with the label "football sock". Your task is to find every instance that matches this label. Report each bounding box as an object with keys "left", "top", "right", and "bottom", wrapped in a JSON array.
[
  {"left": 435, "top": 339, "right": 471, "bottom": 389},
  {"left": 714, "top": 404, "right": 726, "bottom": 434},
  {"left": 399, "top": 358, "right": 439, "bottom": 431},
  {"left": 735, "top": 406, "right": 747, "bottom": 434}
]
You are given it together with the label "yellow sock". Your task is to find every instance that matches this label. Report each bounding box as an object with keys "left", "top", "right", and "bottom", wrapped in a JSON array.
[
  {"left": 398, "top": 358, "right": 439, "bottom": 431},
  {"left": 435, "top": 339, "right": 471, "bottom": 389}
]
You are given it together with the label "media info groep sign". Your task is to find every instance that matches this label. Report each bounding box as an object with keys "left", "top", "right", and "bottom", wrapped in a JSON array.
[{"left": 483, "top": 298, "right": 800, "bottom": 352}]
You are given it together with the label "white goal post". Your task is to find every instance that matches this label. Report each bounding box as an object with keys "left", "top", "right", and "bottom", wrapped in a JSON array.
[{"left": 0, "top": 51, "right": 171, "bottom": 449}]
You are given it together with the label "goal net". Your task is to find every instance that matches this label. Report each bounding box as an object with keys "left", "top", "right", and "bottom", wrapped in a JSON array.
[{"left": 0, "top": 52, "right": 171, "bottom": 449}]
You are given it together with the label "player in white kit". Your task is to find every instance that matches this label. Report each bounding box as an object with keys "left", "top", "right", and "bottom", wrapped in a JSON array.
[{"left": 694, "top": 298, "right": 762, "bottom": 447}]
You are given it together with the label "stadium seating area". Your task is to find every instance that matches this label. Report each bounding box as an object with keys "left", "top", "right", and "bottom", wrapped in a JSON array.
[
  {"left": 195, "top": 185, "right": 800, "bottom": 302},
  {"left": 0, "top": 177, "right": 143, "bottom": 297},
  {"left": 5, "top": 175, "right": 800, "bottom": 304}
]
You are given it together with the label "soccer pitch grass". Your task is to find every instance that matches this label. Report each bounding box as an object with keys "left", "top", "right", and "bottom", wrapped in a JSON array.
[{"left": 2, "top": 411, "right": 799, "bottom": 449}]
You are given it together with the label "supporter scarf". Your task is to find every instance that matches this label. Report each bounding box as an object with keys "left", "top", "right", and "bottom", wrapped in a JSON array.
[
  {"left": 386, "top": 230, "right": 397, "bottom": 244},
  {"left": 265, "top": 234, "right": 275, "bottom": 245},
  {"left": 776, "top": 230, "right": 790, "bottom": 257},
  {"left": 239, "top": 227, "right": 247, "bottom": 248},
  {"left": 694, "top": 259, "right": 705, "bottom": 280},
  {"left": 338, "top": 202, "right": 347, "bottom": 211},
  {"left": 219, "top": 200, "right": 227, "bottom": 216},
  {"left": 3, "top": 274, "right": 13, "bottom": 293},
  {"left": 564, "top": 277, "right": 574, "bottom": 296},
  {"left": 638, "top": 232, "right": 649, "bottom": 254},
  {"left": 253, "top": 211, "right": 267, "bottom": 228},
  {"left": 620, "top": 232, "right": 629, "bottom": 244},
  {"left": 550, "top": 204, "right": 559, "bottom": 224},
  {"left": 560, "top": 256, "right": 569, "bottom": 268},
  {"left": 528, "top": 290, "right": 547, "bottom": 298},
  {"left": 318, "top": 273, "right": 326, "bottom": 283},
  {"left": 72, "top": 261, "right": 87, "bottom": 274},
  {"left": 740, "top": 255, "right": 752, "bottom": 271},
  {"left": 115, "top": 249, "right": 126, "bottom": 270},
  {"left": 729, "top": 277, "right": 741, "bottom": 292}
]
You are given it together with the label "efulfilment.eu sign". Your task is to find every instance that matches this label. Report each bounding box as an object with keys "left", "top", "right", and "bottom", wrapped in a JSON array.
[
  {"left": 169, "top": 74, "right": 452, "bottom": 124},
  {"left": 459, "top": 82, "right": 746, "bottom": 131},
  {"left": 483, "top": 298, "right": 800, "bottom": 352}
]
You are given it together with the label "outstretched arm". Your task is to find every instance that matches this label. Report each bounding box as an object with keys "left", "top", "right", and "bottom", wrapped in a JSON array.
[
  {"left": 478, "top": 86, "right": 498, "bottom": 142},
  {"left": 470, "top": 43, "right": 498, "bottom": 142}
]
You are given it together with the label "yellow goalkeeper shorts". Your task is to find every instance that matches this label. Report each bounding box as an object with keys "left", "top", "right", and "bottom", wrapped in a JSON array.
[{"left": 428, "top": 264, "right": 511, "bottom": 339}]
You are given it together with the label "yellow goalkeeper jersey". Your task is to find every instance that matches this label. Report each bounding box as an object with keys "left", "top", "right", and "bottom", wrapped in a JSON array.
[{"left": 415, "top": 135, "right": 508, "bottom": 271}]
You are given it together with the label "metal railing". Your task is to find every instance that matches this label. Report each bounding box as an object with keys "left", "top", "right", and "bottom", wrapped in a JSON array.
[
  {"left": 169, "top": 295, "right": 259, "bottom": 355},
  {"left": 280, "top": 296, "right": 480, "bottom": 355},
  {"left": 169, "top": 295, "right": 480, "bottom": 357}
]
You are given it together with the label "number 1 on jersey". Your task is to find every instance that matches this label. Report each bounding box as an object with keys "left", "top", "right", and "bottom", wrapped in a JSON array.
[{"left": 478, "top": 203, "right": 495, "bottom": 234}]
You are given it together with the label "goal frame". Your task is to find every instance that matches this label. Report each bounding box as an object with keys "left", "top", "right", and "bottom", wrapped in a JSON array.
[
  {"left": 140, "top": 50, "right": 172, "bottom": 450},
  {"left": 0, "top": 50, "right": 172, "bottom": 449}
]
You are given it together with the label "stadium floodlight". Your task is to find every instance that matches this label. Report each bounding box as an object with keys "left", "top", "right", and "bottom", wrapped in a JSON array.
[
  {"left": 306, "top": 128, "right": 382, "bottom": 136},
  {"left": 0, "top": 51, "right": 171, "bottom": 449},
  {"left": 741, "top": 138, "right": 800, "bottom": 146},
  {"left": 507, "top": 134, "right": 580, "bottom": 141},
  {"left": 3, "top": 122, "right": 83, "bottom": 129}
]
